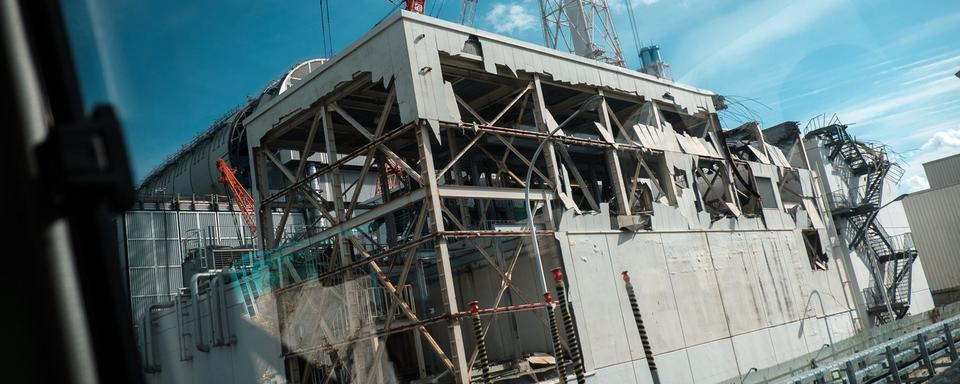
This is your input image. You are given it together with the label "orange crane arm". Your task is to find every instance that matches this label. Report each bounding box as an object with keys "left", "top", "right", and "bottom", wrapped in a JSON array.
[
  {"left": 216, "top": 158, "right": 257, "bottom": 236},
  {"left": 405, "top": 0, "right": 426, "bottom": 13}
]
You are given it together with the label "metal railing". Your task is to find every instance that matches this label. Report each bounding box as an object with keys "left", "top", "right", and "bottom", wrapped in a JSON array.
[
  {"left": 863, "top": 285, "right": 910, "bottom": 310},
  {"left": 827, "top": 185, "right": 871, "bottom": 211},
  {"left": 355, "top": 284, "right": 417, "bottom": 321},
  {"left": 886, "top": 233, "right": 916, "bottom": 254},
  {"left": 782, "top": 313, "right": 960, "bottom": 383}
]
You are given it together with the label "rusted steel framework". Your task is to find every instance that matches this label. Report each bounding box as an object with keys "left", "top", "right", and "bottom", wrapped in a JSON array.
[
  {"left": 249, "top": 67, "right": 731, "bottom": 383},
  {"left": 241, "top": 12, "right": 742, "bottom": 383}
]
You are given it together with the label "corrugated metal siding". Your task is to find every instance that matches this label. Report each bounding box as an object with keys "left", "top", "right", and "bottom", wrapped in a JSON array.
[
  {"left": 125, "top": 212, "right": 154, "bottom": 238},
  {"left": 167, "top": 266, "right": 183, "bottom": 291},
  {"left": 903, "top": 184, "right": 960, "bottom": 292},
  {"left": 127, "top": 240, "right": 155, "bottom": 267},
  {"left": 178, "top": 212, "right": 199, "bottom": 237},
  {"left": 923, "top": 154, "right": 960, "bottom": 189},
  {"left": 155, "top": 240, "right": 181, "bottom": 265},
  {"left": 199, "top": 212, "right": 218, "bottom": 238},
  {"left": 130, "top": 268, "right": 158, "bottom": 296},
  {"left": 131, "top": 296, "right": 157, "bottom": 322}
]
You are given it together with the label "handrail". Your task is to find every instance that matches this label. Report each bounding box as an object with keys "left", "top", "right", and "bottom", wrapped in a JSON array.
[{"left": 784, "top": 313, "right": 960, "bottom": 383}]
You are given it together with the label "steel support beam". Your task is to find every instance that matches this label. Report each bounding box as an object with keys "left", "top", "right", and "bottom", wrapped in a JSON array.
[
  {"left": 274, "top": 188, "right": 427, "bottom": 257},
  {"left": 253, "top": 147, "right": 277, "bottom": 248},
  {"left": 438, "top": 185, "right": 555, "bottom": 201},
  {"left": 321, "top": 106, "right": 353, "bottom": 272},
  {"left": 262, "top": 123, "right": 415, "bottom": 206},
  {"left": 416, "top": 122, "right": 470, "bottom": 384},
  {"left": 599, "top": 92, "right": 631, "bottom": 215},
  {"left": 531, "top": 75, "right": 563, "bottom": 191}
]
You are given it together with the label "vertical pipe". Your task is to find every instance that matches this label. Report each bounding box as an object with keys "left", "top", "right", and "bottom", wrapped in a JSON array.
[
  {"left": 142, "top": 314, "right": 152, "bottom": 373},
  {"left": 469, "top": 301, "right": 492, "bottom": 384},
  {"left": 209, "top": 275, "right": 221, "bottom": 346},
  {"left": 553, "top": 268, "right": 585, "bottom": 384},
  {"left": 918, "top": 334, "right": 934, "bottom": 377},
  {"left": 546, "top": 292, "right": 567, "bottom": 384},
  {"left": 143, "top": 301, "right": 176, "bottom": 373},
  {"left": 945, "top": 324, "right": 958, "bottom": 362},
  {"left": 191, "top": 272, "right": 219, "bottom": 352},
  {"left": 885, "top": 346, "right": 902, "bottom": 384},
  {"left": 622, "top": 271, "right": 660, "bottom": 384},
  {"left": 845, "top": 360, "right": 858, "bottom": 384}
]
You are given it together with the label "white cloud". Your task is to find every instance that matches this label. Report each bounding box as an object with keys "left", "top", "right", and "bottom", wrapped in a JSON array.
[
  {"left": 896, "top": 125, "right": 960, "bottom": 193},
  {"left": 921, "top": 128, "right": 960, "bottom": 151},
  {"left": 485, "top": 3, "right": 536, "bottom": 34},
  {"left": 901, "top": 175, "right": 929, "bottom": 192}
]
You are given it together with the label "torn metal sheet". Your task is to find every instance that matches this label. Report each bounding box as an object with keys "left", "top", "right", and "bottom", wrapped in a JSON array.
[
  {"left": 747, "top": 145, "right": 770, "bottom": 164},
  {"left": 765, "top": 143, "right": 792, "bottom": 168},
  {"left": 802, "top": 198, "right": 825, "bottom": 229}
]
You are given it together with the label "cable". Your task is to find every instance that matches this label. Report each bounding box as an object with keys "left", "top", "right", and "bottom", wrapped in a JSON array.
[
  {"left": 436, "top": 0, "right": 448, "bottom": 17},
  {"left": 623, "top": 0, "right": 642, "bottom": 55},
  {"left": 324, "top": 0, "right": 334, "bottom": 57}
]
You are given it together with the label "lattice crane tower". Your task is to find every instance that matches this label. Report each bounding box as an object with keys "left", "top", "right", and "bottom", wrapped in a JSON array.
[{"left": 538, "top": 0, "right": 626, "bottom": 67}]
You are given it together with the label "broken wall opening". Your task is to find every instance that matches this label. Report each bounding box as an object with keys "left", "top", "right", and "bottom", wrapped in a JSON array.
[
  {"left": 730, "top": 162, "right": 762, "bottom": 217},
  {"left": 803, "top": 229, "right": 828, "bottom": 270},
  {"left": 693, "top": 158, "right": 739, "bottom": 219}
]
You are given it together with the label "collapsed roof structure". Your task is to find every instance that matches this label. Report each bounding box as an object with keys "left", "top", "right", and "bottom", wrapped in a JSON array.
[{"left": 130, "top": 10, "right": 935, "bottom": 384}]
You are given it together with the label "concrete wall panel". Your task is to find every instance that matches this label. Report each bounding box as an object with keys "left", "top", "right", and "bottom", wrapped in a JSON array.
[
  {"left": 566, "top": 235, "right": 632, "bottom": 370},
  {"left": 708, "top": 232, "right": 768, "bottom": 335},
  {"left": 611, "top": 232, "right": 686, "bottom": 353},
  {"left": 825, "top": 311, "right": 857, "bottom": 343},
  {"left": 686, "top": 338, "right": 740, "bottom": 384},
  {"left": 731, "top": 328, "right": 777, "bottom": 374},
  {"left": 631, "top": 360, "right": 655, "bottom": 384},
  {"left": 654, "top": 349, "right": 694, "bottom": 384},
  {"left": 768, "top": 320, "right": 808, "bottom": 364},
  {"left": 662, "top": 232, "right": 730, "bottom": 346}
]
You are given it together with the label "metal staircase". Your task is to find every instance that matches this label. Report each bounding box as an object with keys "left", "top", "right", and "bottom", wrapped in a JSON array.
[{"left": 806, "top": 122, "right": 916, "bottom": 325}]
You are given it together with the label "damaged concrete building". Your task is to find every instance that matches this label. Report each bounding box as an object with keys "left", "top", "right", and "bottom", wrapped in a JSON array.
[{"left": 135, "top": 11, "right": 933, "bottom": 384}]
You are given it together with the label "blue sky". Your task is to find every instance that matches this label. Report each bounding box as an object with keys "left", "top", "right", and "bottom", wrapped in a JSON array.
[{"left": 66, "top": 0, "right": 960, "bottom": 192}]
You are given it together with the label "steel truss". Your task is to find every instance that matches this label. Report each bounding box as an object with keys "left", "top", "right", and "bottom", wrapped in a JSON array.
[{"left": 250, "top": 59, "right": 729, "bottom": 383}]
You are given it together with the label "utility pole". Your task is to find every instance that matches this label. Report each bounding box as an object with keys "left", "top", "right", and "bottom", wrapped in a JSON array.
[{"left": 538, "top": 0, "right": 626, "bottom": 67}]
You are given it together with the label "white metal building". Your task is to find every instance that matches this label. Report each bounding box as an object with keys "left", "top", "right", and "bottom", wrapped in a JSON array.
[{"left": 904, "top": 153, "right": 960, "bottom": 305}]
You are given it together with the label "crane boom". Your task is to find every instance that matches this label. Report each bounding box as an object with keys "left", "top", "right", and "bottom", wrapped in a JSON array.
[{"left": 216, "top": 158, "right": 257, "bottom": 236}]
